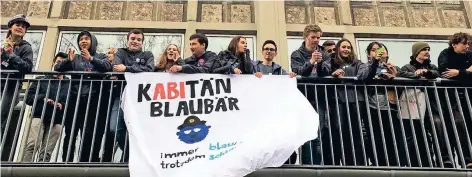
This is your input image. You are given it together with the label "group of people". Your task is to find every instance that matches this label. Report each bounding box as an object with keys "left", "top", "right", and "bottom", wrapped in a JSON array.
[{"left": 1, "top": 14, "right": 471, "bottom": 169}]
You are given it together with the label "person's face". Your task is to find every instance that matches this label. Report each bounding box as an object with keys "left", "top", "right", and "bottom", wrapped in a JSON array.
[
  {"left": 368, "top": 44, "right": 381, "bottom": 58},
  {"left": 166, "top": 45, "right": 179, "bottom": 59},
  {"left": 237, "top": 38, "right": 247, "bottom": 53},
  {"left": 453, "top": 40, "right": 469, "bottom": 54},
  {"left": 79, "top": 35, "right": 91, "bottom": 50},
  {"left": 127, "top": 33, "right": 143, "bottom": 52},
  {"left": 9, "top": 22, "right": 27, "bottom": 38},
  {"left": 53, "top": 56, "right": 64, "bottom": 68},
  {"left": 417, "top": 47, "right": 430, "bottom": 60},
  {"left": 339, "top": 41, "right": 352, "bottom": 58},
  {"left": 261, "top": 43, "right": 277, "bottom": 61},
  {"left": 190, "top": 38, "right": 205, "bottom": 56},
  {"left": 324, "top": 45, "right": 335, "bottom": 54},
  {"left": 304, "top": 31, "right": 322, "bottom": 49}
]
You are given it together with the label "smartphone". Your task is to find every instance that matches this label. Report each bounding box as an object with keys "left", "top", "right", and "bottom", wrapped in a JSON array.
[{"left": 376, "top": 47, "right": 385, "bottom": 55}]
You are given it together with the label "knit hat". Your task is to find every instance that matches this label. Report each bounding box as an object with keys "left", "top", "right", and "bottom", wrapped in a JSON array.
[
  {"left": 411, "top": 42, "right": 430, "bottom": 58},
  {"left": 8, "top": 14, "right": 30, "bottom": 28}
]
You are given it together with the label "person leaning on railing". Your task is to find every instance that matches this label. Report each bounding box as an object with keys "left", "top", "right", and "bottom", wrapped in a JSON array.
[
  {"left": 290, "top": 24, "right": 330, "bottom": 165},
  {"left": 316, "top": 38, "right": 376, "bottom": 166},
  {"left": 23, "top": 52, "right": 70, "bottom": 162},
  {"left": 109, "top": 29, "right": 155, "bottom": 163},
  {"left": 216, "top": 36, "right": 254, "bottom": 75},
  {"left": 155, "top": 44, "right": 184, "bottom": 72},
  {"left": 1, "top": 14, "right": 34, "bottom": 161},
  {"left": 363, "top": 42, "right": 407, "bottom": 167},
  {"left": 397, "top": 42, "right": 442, "bottom": 168},
  {"left": 437, "top": 32, "right": 472, "bottom": 169},
  {"left": 54, "top": 30, "right": 113, "bottom": 163}
]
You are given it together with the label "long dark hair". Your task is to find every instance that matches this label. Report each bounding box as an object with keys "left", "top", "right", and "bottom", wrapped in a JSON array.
[
  {"left": 332, "top": 38, "right": 357, "bottom": 68},
  {"left": 227, "top": 36, "right": 245, "bottom": 56}
]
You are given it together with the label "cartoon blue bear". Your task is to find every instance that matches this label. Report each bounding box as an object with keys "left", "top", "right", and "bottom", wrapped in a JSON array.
[{"left": 176, "top": 116, "right": 211, "bottom": 144}]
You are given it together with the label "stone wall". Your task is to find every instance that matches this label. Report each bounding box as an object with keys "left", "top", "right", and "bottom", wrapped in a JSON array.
[{"left": 1, "top": 0, "right": 468, "bottom": 28}]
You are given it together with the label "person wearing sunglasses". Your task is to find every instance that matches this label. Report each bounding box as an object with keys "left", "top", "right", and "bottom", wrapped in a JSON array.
[
  {"left": 253, "top": 40, "right": 295, "bottom": 78},
  {"left": 322, "top": 40, "right": 336, "bottom": 55}
]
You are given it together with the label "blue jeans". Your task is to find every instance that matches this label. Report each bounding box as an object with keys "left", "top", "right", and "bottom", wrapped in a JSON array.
[{"left": 109, "top": 97, "right": 129, "bottom": 162}]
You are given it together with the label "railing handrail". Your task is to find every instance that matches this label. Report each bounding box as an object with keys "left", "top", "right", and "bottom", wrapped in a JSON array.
[{"left": 1, "top": 70, "right": 466, "bottom": 84}]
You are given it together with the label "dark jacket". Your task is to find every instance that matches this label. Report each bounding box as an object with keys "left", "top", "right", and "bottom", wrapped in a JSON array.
[
  {"left": 290, "top": 41, "right": 331, "bottom": 77},
  {"left": 252, "top": 60, "right": 288, "bottom": 75},
  {"left": 154, "top": 58, "right": 185, "bottom": 72},
  {"left": 399, "top": 58, "right": 440, "bottom": 79},
  {"left": 1, "top": 39, "right": 34, "bottom": 89},
  {"left": 317, "top": 54, "right": 377, "bottom": 103},
  {"left": 215, "top": 50, "right": 253, "bottom": 74},
  {"left": 113, "top": 48, "right": 155, "bottom": 73},
  {"left": 54, "top": 31, "right": 111, "bottom": 96},
  {"left": 181, "top": 51, "right": 220, "bottom": 73},
  {"left": 25, "top": 75, "right": 70, "bottom": 119},
  {"left": 365, "top": 58, "right": 402, "bottom": 110},
  {"left": 438, "top": 46, "right": 472, "bottom": 82}
]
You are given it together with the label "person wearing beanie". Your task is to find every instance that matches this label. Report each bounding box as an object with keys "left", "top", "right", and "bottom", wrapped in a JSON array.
[
  {"left": 54, "top": 30, "right": 114, "bottom": 163},
  {"left": 398, "top": 42, "right": 444, "bottom": 168},
  {"left": 0, "top": 14, "right": 34, "bottom": 161},
  {"left": 399, "top": 42, "right": 440, "bottom": 79}
]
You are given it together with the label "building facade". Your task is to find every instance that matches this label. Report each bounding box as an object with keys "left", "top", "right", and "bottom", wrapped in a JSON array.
[{"left": 1, "top": 0, "right": 472, "bottom": 72}]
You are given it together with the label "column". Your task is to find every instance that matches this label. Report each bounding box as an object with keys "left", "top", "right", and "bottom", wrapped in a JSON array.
[{"left": 254, "top": 1, "right": 290, "bottom": 69}]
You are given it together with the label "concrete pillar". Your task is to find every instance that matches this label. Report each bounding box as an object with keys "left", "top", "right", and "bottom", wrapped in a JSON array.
[
  {"left": 37, "top": 27, "right": 59, "bottom": 71},
  {"left": 254, "top": 1, "right": 289, "bottom": 69},
  {"left": 463, "top": 1, "right": 472, "bottom": 29}
]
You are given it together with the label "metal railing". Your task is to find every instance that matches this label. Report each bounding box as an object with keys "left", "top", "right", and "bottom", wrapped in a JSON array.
[{"left": 1, "top": 70, "right": 471, "bottom": 176}]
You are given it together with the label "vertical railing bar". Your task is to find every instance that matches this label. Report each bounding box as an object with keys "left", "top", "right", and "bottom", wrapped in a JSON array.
[
  {"left": 343, "top": 84, "right": 356, "bottom": 166},
  {"left": 423, "top": 87, "right": 444, "bottom": 168},
  {"left": 431, "top": 83, "right": 454, "bottom": 165},
  {"left": 374, "top": 86, "right": 389, "bottom": 166},
  {"left": 333, "top": 85, "right": 345, "bottom": 165},
  {"left": 383, "top": 85, "right": 400, "bottom": 167},
  {"left": 77, "top": 80, "right": 94, "bottom": 162},
  {"left": 393, "top": 86, "right": 411, "bottom": 167}
]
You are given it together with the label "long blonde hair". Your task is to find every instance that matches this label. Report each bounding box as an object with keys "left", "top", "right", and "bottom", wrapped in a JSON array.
[{"left": 157, "top": 44, "right": 181, "bottom": 70}]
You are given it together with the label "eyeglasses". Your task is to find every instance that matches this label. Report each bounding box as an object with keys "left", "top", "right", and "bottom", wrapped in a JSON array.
[{"left": 263, "top": 48, "right": 276, "bottom": 52}]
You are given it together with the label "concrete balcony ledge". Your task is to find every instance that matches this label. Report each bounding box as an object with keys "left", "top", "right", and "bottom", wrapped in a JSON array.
[{"left": 1, "top": 163, "right": 471, "bottom": 177}]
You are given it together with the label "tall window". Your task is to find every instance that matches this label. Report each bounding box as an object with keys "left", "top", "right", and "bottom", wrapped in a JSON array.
[
  {"left": 1, "top": 30, "right": 46, "bottom": 70},
  {"left": 56, "top": 31, "right": 184, "bottom": 66},
  {"left": 356, "top": 38, "right": 449, "bottom": 67},
  {"left": 287, "top": 36, "right": 341, "bottom": 70},
  {"left": 206, "top": 35, "right": 257, "bottom": 60}
]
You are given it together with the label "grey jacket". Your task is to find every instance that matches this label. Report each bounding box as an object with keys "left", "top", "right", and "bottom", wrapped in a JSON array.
[
  {"left": 54, "top": 31, "right": 111, "bottom": 96},
  {"left": 290, "top": 41, "right": 331, "bottom": 77},
  {"left": 317, "top": 54, "right": 378, "bottom": 103}
]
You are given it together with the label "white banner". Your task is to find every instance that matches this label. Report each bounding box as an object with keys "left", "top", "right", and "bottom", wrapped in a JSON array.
[{"left": 122, "top": 73, "right": 319, "bottom": 177}]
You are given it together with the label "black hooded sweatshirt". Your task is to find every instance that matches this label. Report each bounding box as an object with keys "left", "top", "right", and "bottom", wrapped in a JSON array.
[
  {"left": 54, "top": 31, "right": 112, "bottom": 96},
  {"left": 181, "top": 51, "right": 220, "bottom": 73}
]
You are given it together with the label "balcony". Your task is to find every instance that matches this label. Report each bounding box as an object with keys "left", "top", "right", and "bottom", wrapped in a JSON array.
[{"left": 1, "top": 70, "right": 471, "bottom": 177}]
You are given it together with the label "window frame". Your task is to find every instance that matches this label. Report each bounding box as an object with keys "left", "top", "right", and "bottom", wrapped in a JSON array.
[
  {"left": 55, "top": 31, "right": 186, "bottom": 58},
  {"left": 355, "top": 38, "right": 449, "bottom": 64},
  {"left": 205, "top": 34, "right": 258, "bottom": 60},
  {"left": 1, "top": 29, "right": 47, "bottom": 71}
]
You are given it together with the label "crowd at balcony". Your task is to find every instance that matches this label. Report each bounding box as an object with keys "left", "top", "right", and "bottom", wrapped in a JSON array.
[{"left": 1, "top": 14, "right": 471, "bottom": 169}]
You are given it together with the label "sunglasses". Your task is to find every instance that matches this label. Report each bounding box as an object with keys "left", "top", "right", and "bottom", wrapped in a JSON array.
[
  {"left": 263, "top": 48, "right": 276, "bottom": 52},
  {"left": 326, "top": 49, "right": 335, "bottom": 53}
]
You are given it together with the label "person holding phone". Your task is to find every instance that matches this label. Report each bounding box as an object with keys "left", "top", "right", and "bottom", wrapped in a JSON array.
[
  {"left": 1, "top": 14, "right": 34, "bottom": 161},
  {"left": 290, "top": 24, "right": 331, "bottom": 165}
]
